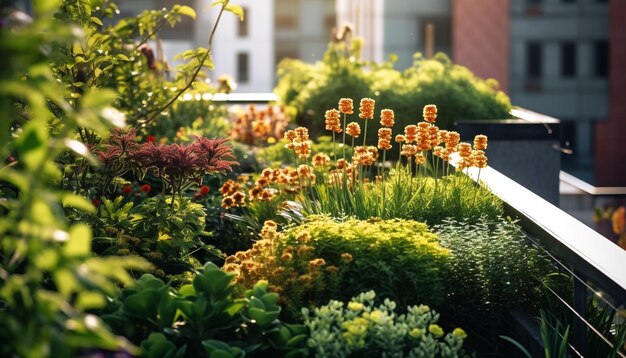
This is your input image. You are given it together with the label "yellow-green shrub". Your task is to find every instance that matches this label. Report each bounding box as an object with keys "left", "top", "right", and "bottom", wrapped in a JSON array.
[{"left": 223, "top": 216, "right": 449, "bottom": 317}]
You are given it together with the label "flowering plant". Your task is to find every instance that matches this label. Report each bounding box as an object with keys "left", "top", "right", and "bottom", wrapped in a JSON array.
[{"left": 302, "top": 290, "right": 469, "bottom": 358}]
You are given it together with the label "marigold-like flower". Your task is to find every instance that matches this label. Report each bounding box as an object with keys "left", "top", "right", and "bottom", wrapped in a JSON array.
[
  {"left": 336, "top": 158, "right": 349, "bottom": 170},
  {"left": 380, "top": 109, "right": 395, "bottom": 127},
  {"left": 474, "top": 134, "right": 488, "bottom": 150},
  {"left": 309, "top": 258, "right": 326, "bottom": 267},
  {"left": 378, "top": 128, "right": 392, "bottom": 140},
  {"left": 346, "top": 122, "right": 361, "bottom": 137},
  {"left": 294, "top": 140, "right": 312, "bottom": 159},
  {"left": 232, "top": 191, "right": 246, "bottom": 206},
  {"left": 281, "top": 252, "right": 293, "bottom": 261},
  {"left": 221, "top": 196, "right": 235, "bottom": 209},
  {"left": 284, "top": 130, "right": 296, "bottom": 142},
  {"left": 423, "top": 104, "right": 437, "bottom": 123},
  {"left": 341, "top": 253, "right": 353, "bottom": 263},
  {"left": 339, "top": 98, "right": 354, "bottom": 114},
  {"left": 395, "top": 134, "right": 406, "bottom": 143},
  {"left": 428, "top": 125, "right": 440, "bottom": 146},
  {"left": 358, "top": 98, "right": 375, "bottom": 120}
]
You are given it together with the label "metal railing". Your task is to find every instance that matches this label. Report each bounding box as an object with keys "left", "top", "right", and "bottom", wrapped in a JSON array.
[{"left": 463, "top": 163, "right": 626, "bottom": 356}]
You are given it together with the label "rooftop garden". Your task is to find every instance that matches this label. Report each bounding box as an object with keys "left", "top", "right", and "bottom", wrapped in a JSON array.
[{"left": 0, "top": 1, "right": 624, "bottom": 358}]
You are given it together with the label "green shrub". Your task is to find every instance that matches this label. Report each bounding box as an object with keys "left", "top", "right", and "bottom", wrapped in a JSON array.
[
  {"left": 275, "top": 40, "right": 512, "bottom": 143},
  {"left": 102, "top": 262, "right": 308, "bottom": 357},
  {"left": 303, "top": 290, "right": 470, "bottom": 358},
  {"left": 223, "top": 216, "right": 449, "bottom": 317},
  {"left": 434, "top": 217, "right": 552, "bottom": 325}
]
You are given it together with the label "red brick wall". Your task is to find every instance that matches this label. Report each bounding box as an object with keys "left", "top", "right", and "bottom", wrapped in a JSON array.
[
  {"left": 594, "top": 0, "right": 626, "bottom": 187},
  {"left": 452, "top": 0, "right": 510, "bottom": 93}
]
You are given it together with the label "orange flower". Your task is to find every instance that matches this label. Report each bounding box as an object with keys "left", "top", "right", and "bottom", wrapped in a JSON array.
[
  {"left": 415, "top": 152, "right": 426, "bottom": 165},
  {"left": 346, "top": 122, "right": 361, "bottom": 137},
  {"left": 221, "top": 196, "right": 235, "bottom": 209},
  {"left": 401, "top": 144, "right": 418, "bottom": 157},
  {"left": 339, "top": 98, "right": 354, "bottom": 114},
  {"left": 312, "top": 152, "right": 330, "bottom": 167},
  {"left": 404, "top": 125, "right": 418, "bottom": 143},
  {"left": 423, "top": 104, "right": 437, "bottom": 123},
  {"left": 377, "top": 138, "right": 392, "bottom": 150},
  {"left": 446, "top": 131, "right": 461, "bottom": 151},
  {"left": 380, "top": 109, "right": 395, "bottom": 127},
  {"left": 474, "top": 134, "right": 488, "bottom": 151},
  {"left": 458, "top": 143, "right": 472, "bottom": 157},
  {"left": 340, "top": 252, "right": 353, "bottom": 263},
  {"left": 284, "top": 130, "right": 296, "bottom": 142},
  {"left": 471, "top": 150, "right": 488, "bottom": 168},
  {"left": 359, "top": 98, "right": 375, "bottom": 120},
  {"left": 325, "top": 109, "right": 342, "bottom": 133},
  {"left": 395, "top": 134, "right": 406, "bottom": 143},
  {"left": 612, "top": 207, "right": 625, "bottom": 235}
]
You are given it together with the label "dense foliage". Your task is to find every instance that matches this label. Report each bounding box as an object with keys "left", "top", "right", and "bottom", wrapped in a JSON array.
[
  {"left": 223, "top": 217, "right": 449, "bottom": 317},
  {"left": 274, "top": 34, "right": 512, "bottom": 142}
]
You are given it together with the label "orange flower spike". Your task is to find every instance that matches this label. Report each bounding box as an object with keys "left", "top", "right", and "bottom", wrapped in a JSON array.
[
  {"left": 404, "top": 125, "right": 418, "bottom": 143},
  {"left": 415, "top": 152, "right": 426, "bottom": 165},
  {"left": 612, "top": 207, "right": 625, "bottom": 235},
  {"left": 474, "top": 134, "right": 488, "bottom": 151},
  {"left": 395, "top": 134, "right": 406, "bottom": 143},
  {"left": 346, "top": 122, "right": 361, "bottom": 137},
  {"left": 339, "top": 98, "right": 354, "bottom": 115},
  {"left": 359, "top": 98, "right": 375, "bottom": 119},
  {"left": 380, "top": 109, "right": 395, "bottom": 127},
  {"left": 423, "top": 104, "right": 437, "bottom": 123},
  {"left": 458, "top": 142, "right": 472, "bottom": 158},
  {"left": 378, "top": 128, "right": 392, "bottom": 140},
  {"left": 284, "top": 130, "right": 296, "bottom": 142},
  {"left": 446, "top": 131, "right": 461, "bottom": 151},
  {"left": 325, "top": 109, "right": 342, "bottom": 132}
]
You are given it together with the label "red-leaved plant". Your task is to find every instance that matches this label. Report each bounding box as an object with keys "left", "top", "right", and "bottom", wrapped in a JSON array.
[{"left": 95, "top": 129, "right": 237, "bottom": 206}]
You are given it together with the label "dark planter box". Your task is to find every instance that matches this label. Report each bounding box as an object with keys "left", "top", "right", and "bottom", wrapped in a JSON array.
[{"left": 454, "top": 107, "right": 561, "bottom": 205}]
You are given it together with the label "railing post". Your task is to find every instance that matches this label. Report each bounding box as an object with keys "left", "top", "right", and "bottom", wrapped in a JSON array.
[{"left": 572, "top": 272, "right": 588, "bottom": 356}]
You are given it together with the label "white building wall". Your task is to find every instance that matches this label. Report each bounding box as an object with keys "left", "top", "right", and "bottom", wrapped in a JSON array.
[
  {"left": 336, "top": 0, "right": 384, "bottom": 62},
  {"left": 206, "top": 0, "right": 275, "bottom": 92}
]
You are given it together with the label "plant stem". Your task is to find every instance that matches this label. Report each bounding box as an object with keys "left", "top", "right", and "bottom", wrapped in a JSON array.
[
  {"left": 342, "top": 113, "right": 347, "bottom": 159},
  {"left": 136, "top": 3, "right": 228, "bottom": 129}
]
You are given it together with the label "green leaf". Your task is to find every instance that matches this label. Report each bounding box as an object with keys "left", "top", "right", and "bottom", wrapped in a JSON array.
[
  {"left": 91, "top": 16, "right": 103, "bottom": 26},
  {"left": 64, "top": 223, "right": 92, "bottom": 257},
  {"left": 117, "top": 54, "right": 130, "bottom": 61},
  {"left": 62, "top": 193, "right": 96, "bottom": 214},
  {"left": 248, "top": 307, "right": 280, "bottom": 327},
  {"left": 224, "top": 4, "right": 244, "bottom": 21},
  {"left": 76, "top": 291, "right": 106, "bottom": 310},
  {"left": 124, "top": 289, "right": 161, "bottom": 318},
  {"left": 210, "top": 0, "right": 228, "bottom": 7},
  {"left": 176, "top": 5, "right": 196, "bottom": 19},
  {"left": 16, "top": 118, "right": 48, "bottom": 170},
  {"left": 64, "top": 138, "right": 99, "bottom": 166}
]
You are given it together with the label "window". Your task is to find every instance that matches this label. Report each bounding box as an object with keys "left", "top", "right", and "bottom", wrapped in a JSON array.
[
  {"left": 560, "top": 42, "right": 576, "bottom": 78},
  {"left": 593, "top": 41, "right": 609, "bottom": 77},
  {"left": 237, "top": 7, "right": 249, "bottom": 37},
  {"left": 526, "top": 42, "right": 542, "bottom": 79},
  {"left": 418, "top": 17, "right": 451, "bottom": 55},
  {"left": 237, "top": 52, "right": 249, "bottom": 83}
]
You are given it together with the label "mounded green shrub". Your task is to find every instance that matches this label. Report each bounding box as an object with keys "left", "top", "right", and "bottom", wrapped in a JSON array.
[
  {"left": 275, "top": 40, "right": 512, "bottom": 143},
  {"left": 223, "top": 216, "right": 450, "bottom": 317}
]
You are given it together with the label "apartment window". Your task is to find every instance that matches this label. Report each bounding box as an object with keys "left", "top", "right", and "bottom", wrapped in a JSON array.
[
  {"left": 593, "top": 41, "right": 609, "bottom": 77},
  {"left": 237, "top": 7, "right": 249, "bottom": 37},
  {"left": 526, "top": 42, "right": 543, "bottom": 79},
  {"left": 237, "top": 52, "right": 249, "bottom": 83},
  {"left": 560, "top": 42, "right": 576, "bottom": 78},
  {"left": 418, "top": 17, "right": 451, "bottom": 55}
]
